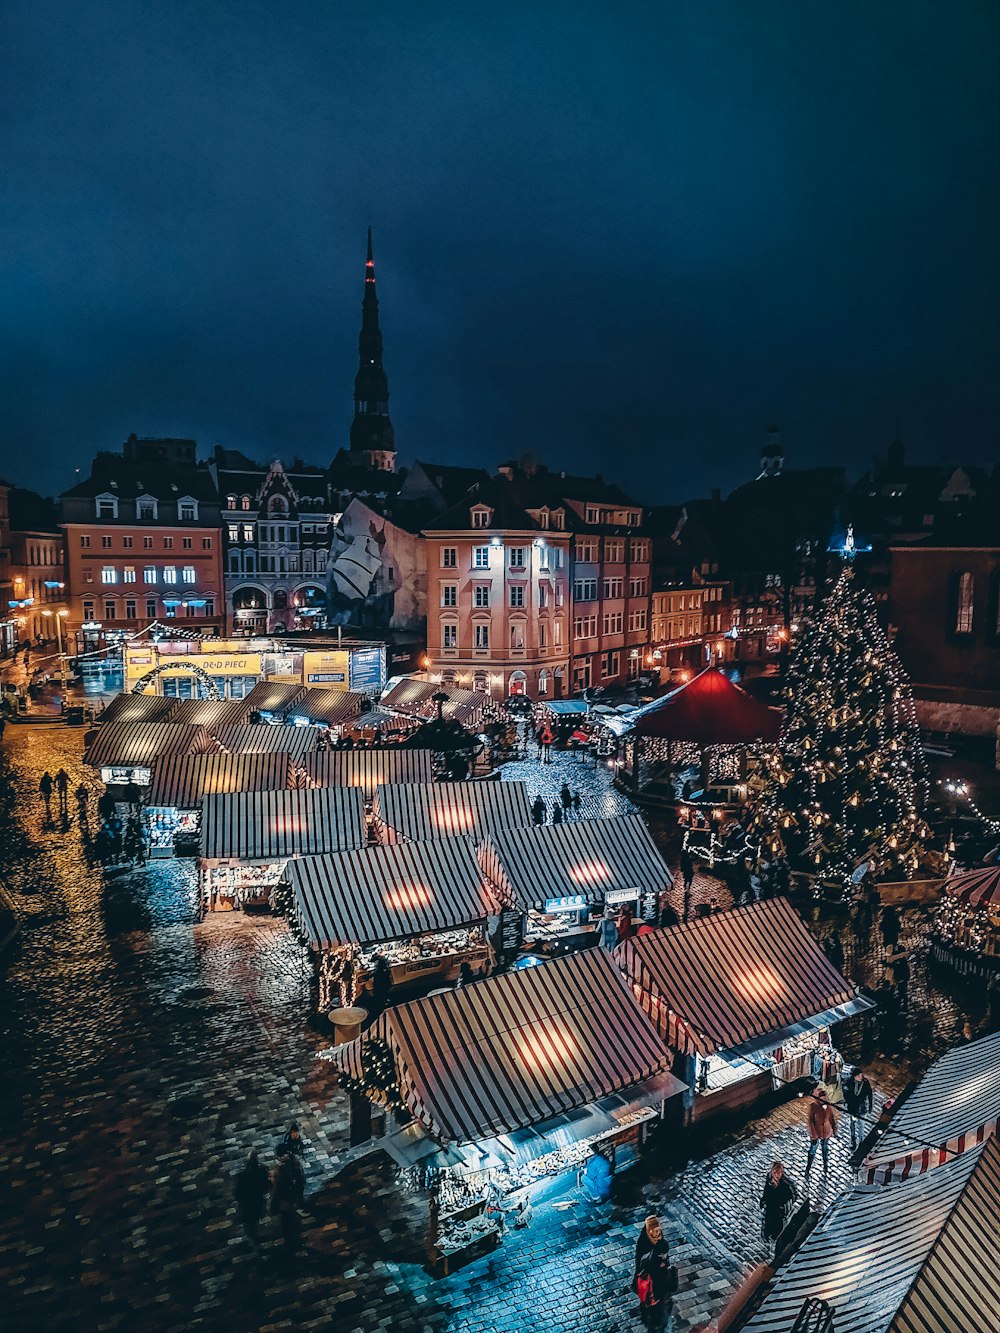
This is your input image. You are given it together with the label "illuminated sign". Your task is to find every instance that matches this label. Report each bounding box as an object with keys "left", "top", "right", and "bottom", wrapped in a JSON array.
[
  {"left": 302, "top": 651, "right": 349, "bottom": 691},
  {"left": 349, "top": 646, "right": 385, "bottom": 694},
  {"left": 605, "top": 887, "right": 641, "bottom": 906},
  {"left": 307, "top": 672, "right": 345, "bottom": 683},
  {"left": 543, "top": 894, "right": 587, "bottom": 913}
]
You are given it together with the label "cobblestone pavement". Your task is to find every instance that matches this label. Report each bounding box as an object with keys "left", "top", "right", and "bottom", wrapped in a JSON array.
[{"left": 0, "top": 728, "right": 982, "bottom": 1332}]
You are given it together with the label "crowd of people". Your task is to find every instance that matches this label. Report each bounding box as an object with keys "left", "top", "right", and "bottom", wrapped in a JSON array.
[{"left": 233, "top": 1123, "right": 308, "bottom": 1259}]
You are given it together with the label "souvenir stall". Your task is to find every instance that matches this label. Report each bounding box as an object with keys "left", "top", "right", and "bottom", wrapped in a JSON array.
[
  {"left": 144, "top": 751, "right": 296, "bottom": 856},
  {"left": 154, "top": 696, "right": 251, "bottom": 729},
  {"left": 372, "top": 781, "right": 534, "bottom": 846},
  {"left": 380, "top": 677, "right": 490, "bottom": 729},
  {"left": 614, "top": 898, "right": 872, "bottom": 1122},
  {"left": 91, "top": 692, "right": 178, "bottom": 728},
  {"left": 212, "top": 722, "right": 320, "bottom": 763},
  {"left": 239, "top": 679, "right": 307, "bottom": 721},
  {"left": 199, "top": 787, "right": 366, "bottom": 911},
  {"left": 325, "top": 949, "right": 685, "bottom": 1274},
  {"left": 931, "top": 865, "right": 1000, "bottom": 979},
  {"left": 285, "top": 688, "right": 365, "bottom": 732},
  {"left": 83, "top": 721, "right": 218, "bottom": 788},
  {"left": 288, "top": 838, "right": 499, "bottom": 1008},
  {"left": 478, "top": 815, "right": 673, "bottom": 956},
  {"left": 302, "top": 749, "right": 433, "bottom": 802}
]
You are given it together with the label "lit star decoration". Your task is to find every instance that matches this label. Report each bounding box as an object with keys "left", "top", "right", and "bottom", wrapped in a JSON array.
[{"left": 746, "top": 564, "right": 929, "bottom": 892}]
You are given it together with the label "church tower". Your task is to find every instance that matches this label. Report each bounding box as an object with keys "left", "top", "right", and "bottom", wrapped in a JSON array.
[{"left": 349, "top": 228, "right": 396, "bottom": 472}]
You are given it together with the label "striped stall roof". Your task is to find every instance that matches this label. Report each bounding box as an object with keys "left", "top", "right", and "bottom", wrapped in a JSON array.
[
  {"left": 330, "top": 948, "right": 676, "bottom": 1144},
  {"left": 303, "top": 749, "right": 434, "bottom": 799},
  {"left": 379, "top": 677, "right": 438, "bottom": 714},
  {"left": 146, "top": 751, "right": 295, "bottom": 809},
  {"left": 240, "top": 680, "right": 307, "bottom": 716},
  {"left": 286, "top": 689, "right": 365, "bottom": 726},
  {"left": 94, "top": 693, "right": 179, "bottom": 727},
  {"left": 289, "top": 839, "right": 496, "bottom": 949},
  {"left": 888, "top": 1135, "right": 1000, "bottom": 1333},
  {"left": 479, "top": 815, "right": 673, "bottom": 911},
  {"left": 200, "top": 787, "right": 366, "bottom": 860},
  {"left": 615, "top": 898, "right": 859, "bottom": 1056},
  {"left": 744, "top": 1145, "right": 991, "bottom": 1333},
  {"left": 159, "top": 697, "right": 252, "bottom": 729},
  {"left": 862, "top": 1031, "right": 1000, "bottom": 1184},
  {"left": 373, "top": 781, "right": 534, "bottom": 844},
  {"left": 85, "top": 721, "right": 218, "bottom": 769},
  {"left": 213, "top": 723, "right": 319, "bottom": 761},
  {"left": 381, "top": 678, "right": 488, "bottom": 725},
  {"left": 943, "top": 864, "right": 1000, "bottom": 909}
]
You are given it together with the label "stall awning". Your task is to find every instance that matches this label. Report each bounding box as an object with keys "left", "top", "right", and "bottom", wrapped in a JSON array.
[
  {"left": 241, "top": 680, "right": 307, "bottom": 716},
  {"left": 159, "top": 697, "right": 253, "bottom": 729},
  {"left": 303, "top": 749, "right": 434, "bottom": 800},
  {"left": 479, "top": 815, "right": 673, "bottom": 911},
  {"left": 632, "top": 667, "right": 781, "bottom": 743},
  {"left": 146, "top": 751, "right": 296, "bottom": 810},
  {"left": 380, "top": 677, "right": 488, "bottom": 726},
  {"left": 373, "top": 780, "right": 534, "bottom": 845},
  {"left": 862, "top": 1030, "right": 1000, "bottom": 1184},
  {"left": 326, "top": 948, "right": 678, "bottom": 1145},
  {"left": 544, "top": 701, "right": 589, "bottom": 717},
  {"left": 614, "top": 898, "right": 861, "bottom": 1057},
  {"left": 286, "top": 689, "right": 365, "bottom": 727},
  {"left": 84, "top": 721, "right": 218, "bottom": 770},
  {"left": 727, "top": 996, "right": 874, "bottom": 1061},
  {"left": 93, "top": 692, "right": 179, "bottom": 727},
  {"left": 744, "top": 1141, "right": 998, "bottom": 1333},
  {"left": 200, "top": 787, "right": 366, "bottom": 860},
  {"left": 213, "top": 723, "right": 319, "bottom": 761},
  {"left": 289, "top": 838, "right": 497, "bottom": 950},
  {"left": 943, "top": 864, "right": 1000, "bottom": 909}
]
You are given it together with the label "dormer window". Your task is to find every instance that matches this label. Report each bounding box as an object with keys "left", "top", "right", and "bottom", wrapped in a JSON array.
[
  {"left": 95, "top": 493, "right": 118, "bottom": 520},
  {"left": 226, "top": 494, "right": 236, "bottom": 509},
  {"left": 551, "top": 509, "right": 565, "bottom": 530},
  {"left": 240, "top": 495, "right": 251, "bottom": 510},
  {"left": 178, "top": 497, "right": 198, "bottom": 521},
  {"left": 471, "top": 505, "right": 493, "bottom": 528},
  {"left": 136, "top": 495, "right": 158, "bottom": 521},
  {"left": 268, "top": 495, "right": 288, "bottom": 516}
]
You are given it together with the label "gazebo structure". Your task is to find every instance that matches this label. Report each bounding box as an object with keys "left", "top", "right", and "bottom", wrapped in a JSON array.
[{"left": 931, "top": 864, "right": 1000, "bottom": 979}]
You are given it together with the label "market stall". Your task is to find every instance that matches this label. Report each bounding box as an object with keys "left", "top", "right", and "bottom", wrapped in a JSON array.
[
  {"left": 372, "top": 780, "right": 534, "bottom": 845},
  {"left": 615, "top": 898, "right": 872, "bottom": 1121},
  {"left": 239, "top": 679, "right": 307, "bottom": 721},
  {"left": 302, "top": 749, "right": 434, "bottom": 801},
  {"left": 92, "top": 692, "right": 179, "bottom": 728},
  {"left": 199, "top": 787, "right": 366, "bottom": 911},
  {"left": 931, "top": 864, "right": 1000, "bottom": 979},
  {"left": 326, "top": 948, "right": 685, "bottom": 1273},
  {"left": 289, "top": 838, "right": 499, "bottom": 1008},
  {"left": 478, "top": 815, "right": 673, "bottom": 956},
  {"left": 84, "top": 721, "right": 219, "bottom": 787},
  {"left": 212, "top": 722, "right": 320, "bottom": 763},
  {"left": 157, "top": 696, "right": 252, "bottom": 729},
  {"left": 285, "top": 688, "right": 365, "bottom": 730},
  {"left": 380, "top": 677, "right": 490, "bottom": 727},
  {"left": 144, "top": 751, "right": 297, "bottom": 856}
]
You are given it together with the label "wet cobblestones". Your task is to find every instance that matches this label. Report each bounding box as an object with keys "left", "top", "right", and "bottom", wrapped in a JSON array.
[{"left": 0, "top": 728, "right": 983, "bottom": 1332}]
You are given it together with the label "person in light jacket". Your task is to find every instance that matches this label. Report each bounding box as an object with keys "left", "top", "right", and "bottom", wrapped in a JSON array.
[{"left": 805, "top": 1086, "right": 838, "bottom": 1178}]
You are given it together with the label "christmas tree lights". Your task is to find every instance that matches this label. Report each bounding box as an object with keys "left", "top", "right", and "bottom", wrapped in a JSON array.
[{"left": 747, "top": 564, "right": 929, "bottom": 888}]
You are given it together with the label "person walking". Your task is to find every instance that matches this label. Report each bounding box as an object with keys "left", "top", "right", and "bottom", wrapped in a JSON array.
[
  {"left": 571, "top": 789, "right": 582, "bottom": 816},
  {"left": 75, "top": 783, "right": 89, "bottom": 815},
  {"left": 270, "top": 1150, "right": 305, "bottom": 1255},
  {"left": 880, "top": 904, "right": 901, "bottom": 954},
  {"left": 805, "top": 1087, "right": 838, "bottom": 1179},
  {"left": 531, "top": 795, "right": 546, "bottom": 826},
  {"left": 843, "top": 1067, "right": 874, "bottom": 1150},
  {"left": 55, "top": 768, "right": 70, "bottom": 814},
  {"left": 560, "top": 781, "right": 572, "bottom": 814},
  {"left": 759, "top": 1161, "right": 797, "bottom": 1254},
  {"left": 369, "top": 954, "right": 393, "bottom": 1017},
  {"left": 39, "top": 771, "right": 54, "bottom": 815},
  {"left": 634, "top": 1215, "right": 675, "bottom": 1328},
  {"left": 890, "top": 951, "right": 911, "bottom": 1008},
  {"left": 596, "top": 907, "right": 618, "bottom": 949},
  {"left": 552, "top": 801, "right": 563, "bottom": 825},
  {"left": 279, "top": 1122, "right": 306, "bottom": 1158},
  {"left": 616, "top": 905, "right": 636, "bottom": 944},
  {"left": 235, "top": 1148, "right": 271, "bottom": 1246},
  {"left": 680, "top": 847, "right": 695, "bottom": 898}
]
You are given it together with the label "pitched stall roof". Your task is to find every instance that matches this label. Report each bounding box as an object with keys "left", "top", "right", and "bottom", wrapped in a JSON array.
[
  {"left": 373, "top": 781, "right": 534, "bottom": 844},
  {"left": 615, "top": 898, "right": 862, "bottom": 1056},
  {"left": 146, "top": 752, "right": 295, "bottom": 809},
  {"left": 479, "top": 816, "right": 673, "bottom": 911},
  {"left": 162, "top": 697, "right": 253, "bottom": 729},
  {"left": 380, "top": 678, "right": 488, "bottom": 725},
  {"left": 94, "top": 692, "right": 179, "bottom": 727},
  {"left": 286, "top": 689, "right": 365, "bottom": 727},
  {"left": 632, "top": 667, "right": 782, "bottom": 743},
  {"left": 84, "top": 722, "right": 218, "bottom": 769},
  {"left": 862, "top": 1031, "right": 1000, "bottom": 1184},
  {"left": 744, "top": 1144, "right": 997, "bottom": 1333},
  {"left": 942, "top": 864, "right": 1000, "bottom": 909},
  {"left": 303, "top": 749, "right": 434, "bottom": 800},
  {"left": 240, "top": 680, "right": 307, "bottom": 716},
  {"left": 200, "top": 788, "right": 366, "bottom": 860},
  {"left": 213, "top": 723, "right": 319, "bottom": 761},
  {"left": 331, "top": 948, "right": 678, "bottom": 1144},
  {"left": 289, "top": 839, "right": 496, "bottom": 950}
]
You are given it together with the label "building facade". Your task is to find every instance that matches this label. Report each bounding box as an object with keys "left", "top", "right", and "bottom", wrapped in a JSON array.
[
  {"left": 0, "top": 482, "right": 15, "bottom": 655},
  {"left": 7, "top": 488, "right": 66, "bottom": 644}
]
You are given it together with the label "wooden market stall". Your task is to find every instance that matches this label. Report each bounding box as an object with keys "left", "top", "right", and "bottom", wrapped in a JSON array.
[
  {"left": 83, "top": 721, "right": 218, "bottom": 787},
  {"left": 156, "top": 696, "right": 252, "bottom": 729},
  {"left": 285, "top": 688, "right": 365, "bottom": 731},
  {"left": 239, "top": 679, "right": 307, "bottom": 721},
  {"left": 302, "top": 749, "right": 434, "bottom": 802},
  {"left": 199, "top": 787, "right": 366, "bottom": 911},
  {"left": 380, "top": 677, "right": 489, "bottom": 728},
  {"left": 615, "top": 898, "right": 872, "bottom": 1121},
  {"left": 931, "top": 864, "right": 1000, "bottom": 979},
  {"left": 372, "top": 781, "right": 534, "bottom": 845},
  {"left": 289, "top": 838, "right": 498, "bottom": 1008},
  {"left": 212, "top": 722, "right": 320, "bottom": 762},
  {"left": 327, "top": 948, "right": 685, "bottom": 1273},
  {"left": 478, "top": 815, "right": 673, "bottom": 956},
  {"left": 92, "top": 692, "right": 179, "bottom": 728},
  {"left": 144, "top": 751, "right": 297, "bottom": 856}
]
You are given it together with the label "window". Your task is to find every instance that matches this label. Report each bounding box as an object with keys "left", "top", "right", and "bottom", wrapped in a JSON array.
[
  {"left": 474, "top": 623, "right": 490, "bottom": 649},
  {"left": 229, "top": 551, "right": 241, "bottom": 573},
  {"left": 539, "top": 583, "right": 549, "bottom": 608},
  {"left": 473, "top": 546, "right": 490, "bottom": 569},
  {"left": 576, "top": 540, "right": 597, "bottom": 562},
  {"left": 539, "top": 621, "right": 547, "bottom": 648},
  {"left": 100, "top": 566, "right": 117, "bottom": 584},
  {"left": 509, "top": 547, "right": 526, "bottom": 568},
  {"left": 510, "top": 622, "right": 525, "bottom": 650},
  {"left": 574, "top": 660, "right": 592, "bottom": 691},
  {"left": 441, "top": 547, "right": 457, "bottom": 568},
  {"left": 629, "top": 577, "right": 648, "bottom": 598},
  {"left": 125, "top": 599, "right": 137, "bottom": 619},
  {"left": 241, "top": 524, "right": 254, "bottom": 543},
  {"left": 603, "top": 611, "right": 623, "bottom": 635},
  {"left": 137, "top": 498, "right": 157, "bottom": 520},
  {"left": 101, "top": 535, "right": 112, "bottom": 549},
  {"left": 163, "top": 566, "right": 177, "bottom": 584},
  {"left": 123, "top": 567, "right": 136, "bottom": 583},
  {"left": 443, "top": 623, "right": 458, "bottom": 648},
  {"left": 277, "top": 526, "right": 286, "bottom": 543},
  {"left": 574, "top": 615, "right": 597, "bottom": 639},
  {"left": 241, "top": 495, "right": 251, "bottom": 510},
  {"left": 163, "top": 537, "right": 173, "bottom": 550},
  {"left": 202, "top": 537, "right": 212, "bottom": 550},
  {"left": 585, "top": 506, "right": 602, "bottom": 524},
  {"left": 471, "top": 506, "right": 492, "bottom": 527},
  {"left": 144, "top": 567, "right": 158, "bottom": 584},
  {"left": 628, "top": 609, "right": 647, "bottom": 632},
  {"left": 80, "top": 534, "right": 91, "bottom": 548},
  {"left": 82, "top": 599, "right": 95, "bottom": 620},
  {"left": 509, "top": 585, "right": 525, "bottom": 608},
  {"left": 226, "top": 494, "right": 237, "bottom": 509},
  {"left": 179, "top": 499, "right": 198, "bottom": 521},
  {"left": 474, "top": 585, "right": 490, "bottom": 608},
  {"left": 104, "top": 599, "right": 116, "bottom": 620},
  {"left": 182, "top": 537, "right": 193, "bottom": 550},
  {"left": 146, "top": 598, "right": 157, "bottom": 618},
  {"left": 96, "top": 496, "right": 117, "bottom": 519},
  {"left": 955, "top": 571, "right": 974, "bottom": 634},
  {"left": 441, "top": 585, "right": 457, "bottom": 608},
  {"left": 574, "top": 578, "right": 598, "bottom": 601},
  {"left": 228, "top": 524, "right": 239, "bottom": 543},
  {"left": 603, "top": 577, "right": 624, "bottom": 599},
  {"left": 182, "top": 566, "right": 196, "bottom": 584},
  {"left": 601, "top": 650, "right": 621, "bottom": 679},
  {"left": 605, "top": 540, "right": 625, "bottom": 563},
  {"left": 143, "top": 536, "right": 153, "bottom": 549},
  {"left": 554, "top": 619, "right": 563, "bottom": 645},
  {"left": 630, "top": 539, "right": 650, "bottom": 562},
  {"left": 205, "top": 599, "right": 214, "bottom": 617}
]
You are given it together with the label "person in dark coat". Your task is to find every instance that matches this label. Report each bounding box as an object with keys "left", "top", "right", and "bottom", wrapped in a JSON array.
[
  {"left": 571, "top": 789, "right": 582, "bottom": 816},
  {"left": 55, "top": 768, "right": 70, "bottom": 813},
  {"left": 843, "top": 1067, "right": 874, "bottom": 1149},
  {"left": 889, "top": 951, "right": 910, "bottom": 1006},
  {"left": 279, "top": 1122, "right": 305, "bottom": 1158},
  {"left": 235, "top": 1148, "right": 271, "bottom": 1245},
  {"left": 39, "top": 771, "right": 54, "bottom": 814},
  {"left": 560, "top": 781, "right": 572, "bottom": 812},
  {"left": 880, "top": 904, "right": 901, "bottom": 953},
  {"left": 658, "top": 895, "right": 680, "bottom": 929},
  {"left": 552, "top": 801, "right": 563, "bottom": 824},
  {"left": 369, "top": 953, "right": 393, "bottom": 1016},
  {"left": 634, "top": 1215, "right": 673, "bottom": 1323},
  {"left": 270, "top": 1151, "right": 305, "bottom": 1253},
  {"left": 759, "top": 1161, "right": 797, "bottom": 1252},
  {"left": 680, "top": 847, "right": 695, "bottom": 896},
  {"left": 616, "top": 906, "right": 635, "bottom": 944},
  {"left": 531, "top": 795, "right": 546, "bottom": 826}
]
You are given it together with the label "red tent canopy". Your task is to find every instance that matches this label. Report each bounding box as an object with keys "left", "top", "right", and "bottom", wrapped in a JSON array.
[
  {"left": 634, "top": 668, "right": 782, "bottom": 744},
  {"left": 944, "top": 865, "right": 1000, "bottom": 910}
]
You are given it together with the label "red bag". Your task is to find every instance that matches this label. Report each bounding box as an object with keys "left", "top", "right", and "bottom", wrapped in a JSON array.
[{"left": 637, "top": 1274, "right": 654, "bottom": 1306}]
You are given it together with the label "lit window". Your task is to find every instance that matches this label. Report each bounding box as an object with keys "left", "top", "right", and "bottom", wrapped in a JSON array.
[
  {"left": 473, "top": 546, "right": 490, "bottom": 569},
  {"left": 441, "top": 547, "right": 457, "bottom": 568},
  {"left": 955, "top": 571, "right": 974, "bottom": 633},
  {"left": 240, "top": 495, "right": 251, "bottom": 510},
  {"left": 144, "top": 567, "right": 157, "bottom": 584},
  {"left": 443, "top": 623, "right": 457, "bottom": 648},
  {"left": 163, "top": 566, "right": 177, "bottom": 584},
  {"left": 182, "top": 566, "right": 196, "bottom": 584},
  {"left": 100, "top": 566, "right": 117, "bottom": 584},
  {"left": 228, "top": 524, "right": 239, "bottom": 543},
  {"left": 123, "top": 567, "right": 136, "bottom": 583},
  {"left": 474, "top": 623, "right": 489, "bottom": 649}
]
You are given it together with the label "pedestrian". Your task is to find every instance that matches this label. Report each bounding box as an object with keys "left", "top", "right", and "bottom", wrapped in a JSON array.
[
  {"left": 39, "top": 771, "right": 53, "bottom": 813},
  {"left": 552, "top": 801, "right": 563, "bottom": 824},
  {"left": 596, "top": 907, "right": 618, "bottom": 949},
  {"left": 824, "top": 932, "right": 845, "bottom": 972},
  {"left": 55, "top": 768, "right": 70, "bottom": 813},
  {"left": 805, "top": 1087, "right": 838, "bottom": 1179},
  {"left": 531, "top": 795, "right": 546, "bottom": 826},
  {"left": 124, "top": 779, "right": 141, "bottom": 812},
  {"left": 616, "top": 905, "right": 635, "bottom": 944},
  {"left": 75, "top": 783, "right": 89, "bottom": 814},
  {"left": 680, "top": 846, "right": 695, "bottom": 896},
  {"left": 560, "top": 781, "right": 572, "bottom": 813},
  {"left": 658, "top": 894, "right": 680, "bottom": 929},
  {"left": 634, "top": 1214, "right": 676, "bottom": 1327},
  {"left": 759, "top": 1161, "right": 797, "bottom": 1253},
  {"left": 370, "top": 953, "right": 393, "bottom": 1016},
  {"left": 842, "top": 1067, "right": 874, "bottom": 1150},
  {"left": 270, "top": 1150, "right": 305, "bottom": 1254},
  {"left": 279, "top": 1122, "right": 306, "bottom": 1158},
  {"left": 456, "top": 960, "right": 476, "bottom": 988},
  {"left": 235, "top": 1148, "right": 271, "bottom": 1246},
  {"left": 890, "top": 951, "right": 911, "bottom": 1007},
  {"left": 880, "top": 904, "right": 901, "bottom": 953},
  {"left": 540, "top": 724, "right": 553, "bottom": 762},
  {"left": 571, "top": 789, "right": 581, "bottom": 816}
]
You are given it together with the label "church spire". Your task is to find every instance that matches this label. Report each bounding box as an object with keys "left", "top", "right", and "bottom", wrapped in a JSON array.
[{"left": 349, "top": 227, "right": 396, "bottom": 470}]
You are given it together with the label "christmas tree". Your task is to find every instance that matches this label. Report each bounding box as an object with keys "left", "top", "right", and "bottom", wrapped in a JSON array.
[{"left": 748, "top": 562, "right": 928, "bottom": 887}]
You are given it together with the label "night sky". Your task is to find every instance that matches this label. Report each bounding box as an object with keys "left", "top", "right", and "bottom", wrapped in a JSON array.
[{"left": 3, "top": 1, "right": 999, "bottom": 502}]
